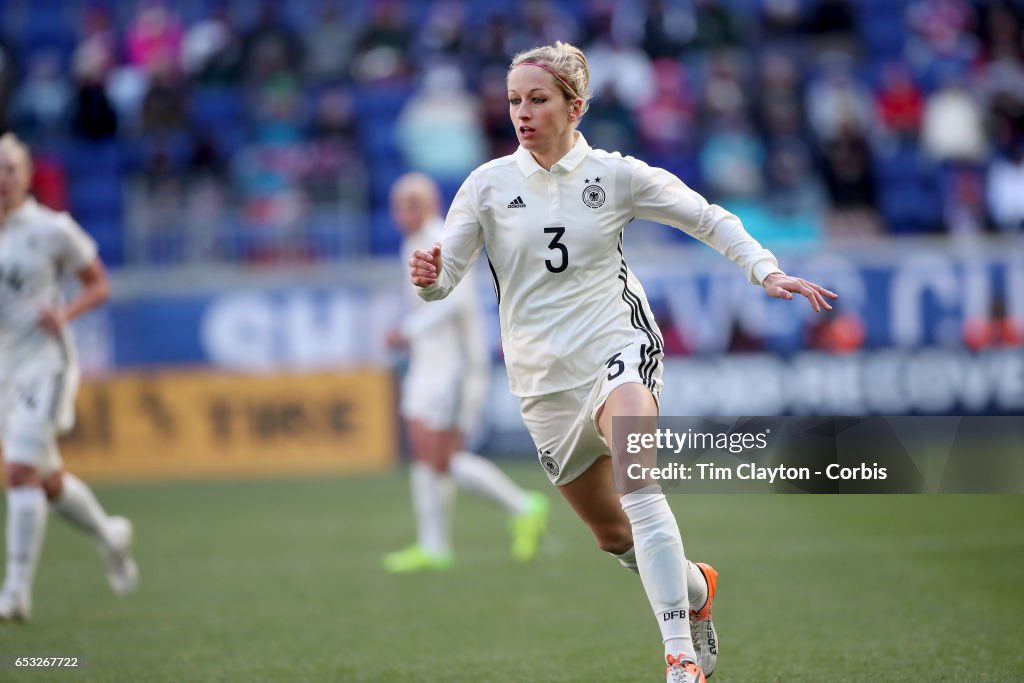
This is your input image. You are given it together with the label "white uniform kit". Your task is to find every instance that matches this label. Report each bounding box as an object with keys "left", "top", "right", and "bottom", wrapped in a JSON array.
[
  {"left": 420, "top": 133, "right": 780, "bottom": 484},
  {"left": 0, "top": 198, "right": 95, "bottom": 473},
  {"left": 400, "top": 217, "right": 490, "bottom": 433},
  {"left": 387, "top": 213, "right": 550, "bottom": 574},
  {"left": 0, "top": 195, "right": 139, "bottom": 621}
]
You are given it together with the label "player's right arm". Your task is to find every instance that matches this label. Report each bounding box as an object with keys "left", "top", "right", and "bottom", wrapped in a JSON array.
[
  {"left": 38, "top": 214, "right": 108, "bottom": 334},
  {"left": 411, "top": 176, "right": 484, "bottom": 301},
  {"left": 38, "top": 257, "right": 110, "bottom": 334}
]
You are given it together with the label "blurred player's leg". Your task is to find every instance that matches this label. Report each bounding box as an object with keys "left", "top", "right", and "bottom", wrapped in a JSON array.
[
  {"left": 509, "top": 490, "right": 549, "bottom": 562},
  {"left": 450, "top": 449, "right": 528, "bottom": 513},
  {"left": 48, "top": 471, "right": 113, "bottom": 539},
  {"left": 2, "top": 418, "right": 59, "bottom": 621},
  {"left": 383, "top": 420, "right": 454, "bottom": 573},
  {"left": 101, "top": 517, "right": 139, "bottom": 596},
  {"left": 449, "top": 449, "right": 549, "bottom": 561},
  {"left": 453, "top": 354, "right": 551, "bottom": 560},
  {"left": 383, "top": 462, "right": 454, "bottom": 573},
  {"left": 46, "top": 470, "right": 138, "bottom": 595},
  {"left": 1, "top": 483, "right": 47, "bottom": 621},
  {"left": 411, "top": 461, "right": 454, "bottom": 557}
]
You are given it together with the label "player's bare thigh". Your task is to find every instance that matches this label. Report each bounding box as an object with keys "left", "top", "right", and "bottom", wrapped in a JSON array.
[
  {"left": 4, "top": 462, "right": 41, "bottom": 488},
  {"left": 597, "top": 382, "right": 659, "bottom": 495},
  {"left": 5, "top": 460, "right": 67, "bottom": 499},
  {"left": 556, "top": 382, "right": 660, "bottom": 553}
]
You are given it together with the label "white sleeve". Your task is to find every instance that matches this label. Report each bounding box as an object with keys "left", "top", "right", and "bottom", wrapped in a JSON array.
[
  {"left": 417, "top": 175, "right": 485, "bottom": 301},
  {"left": 57, "top": 213, "right": 99, "bottom": 274},
  {"left": 627, "top": 157, "right": 782, "bottom": 285}
]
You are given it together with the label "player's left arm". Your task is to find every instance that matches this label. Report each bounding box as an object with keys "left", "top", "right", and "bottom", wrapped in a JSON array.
[
  {"left": 627, "top": 158, "right": 838, "bottom": 312},
  {"left": 38, "top": 257, "right": 110, "bottom": 334}
]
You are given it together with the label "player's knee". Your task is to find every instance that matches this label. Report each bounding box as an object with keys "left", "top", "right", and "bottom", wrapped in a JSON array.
[
  {"left": 41, "top": 470, "right": 65, "bottom": 500},
  {"left": 4, "top": 426, "right": 57, "bottom": 480},
  {"left": 592, "top": 522, "right": 633, "bottom": 555},
  {"left": 4, "top": 462, "right": 41, "bottom": 488}
]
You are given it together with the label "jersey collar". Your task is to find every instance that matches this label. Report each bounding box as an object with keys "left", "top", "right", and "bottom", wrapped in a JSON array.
[
  {"left": 2, "top": 197, "right": 38, "bottom": 227},
  {"left": 513, "top": 132, "right": 591, "bottom": 177}
]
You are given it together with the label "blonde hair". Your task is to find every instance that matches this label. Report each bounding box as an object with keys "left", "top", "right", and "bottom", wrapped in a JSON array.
[
  {"left": 390, "top": 172, "right": 441, "bottom": 211},
  {"left": 0, "top": 132, "right": 31, "bottom": 171},
  {"left": 509, "top": 41, "right": 592, "bottom": 122}
]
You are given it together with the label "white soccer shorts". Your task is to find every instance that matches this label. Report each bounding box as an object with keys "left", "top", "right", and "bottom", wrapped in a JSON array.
[
  {"left": 401, "top": 362, "right": 489, "bottom": 434},
  {"left": 519, "top": 339, "right": 664, "bottom": 486},
  {"left": 1, "top": 368, "right": 78, "bottom": 474}
]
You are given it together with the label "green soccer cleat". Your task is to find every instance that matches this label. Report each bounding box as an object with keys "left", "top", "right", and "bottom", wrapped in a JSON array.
[
  {"left": 510, "top": 491, "right": 550, "bottom": 562},
  {"left": 381, "top": 545, "right": 454, "bottom": 574}
]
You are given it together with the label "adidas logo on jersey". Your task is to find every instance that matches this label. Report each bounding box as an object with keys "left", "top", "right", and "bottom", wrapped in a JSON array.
[{"left": 507, "top": 196, "right": 526, "bottom": 209}]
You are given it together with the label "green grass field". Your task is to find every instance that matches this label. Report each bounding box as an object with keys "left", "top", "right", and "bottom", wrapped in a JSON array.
[{"left": 2, "top": 463, "right": 1023, "bottom": 682}]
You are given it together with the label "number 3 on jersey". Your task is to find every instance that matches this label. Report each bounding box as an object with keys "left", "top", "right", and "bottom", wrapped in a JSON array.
[{"left": 543, "top": 227, "right": 568, "bottom": 273}]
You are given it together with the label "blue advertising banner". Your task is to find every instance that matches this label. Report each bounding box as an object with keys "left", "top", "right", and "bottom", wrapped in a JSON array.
[
  {"left": 100, "top": 246, "right": 1023, "bottom": 370},
  {"left": 632, "top": 247, "right": 1024, "bottom": 353},
  {"left": 103, "top": 286, "right": 401, "bottom": 370}
]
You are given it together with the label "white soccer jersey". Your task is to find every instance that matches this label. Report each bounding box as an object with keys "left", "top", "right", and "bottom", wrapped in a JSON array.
[
  {"left": 0, "top": 197, "right": 97, "bottom": 379},
  {"left": 418, "top": 133, "right": 781, "bottom": 398}
]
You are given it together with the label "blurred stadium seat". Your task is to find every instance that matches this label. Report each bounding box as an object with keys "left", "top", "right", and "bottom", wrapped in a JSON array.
[{"left": 0, "top": 0, "right": 1018, "bottom": 269}]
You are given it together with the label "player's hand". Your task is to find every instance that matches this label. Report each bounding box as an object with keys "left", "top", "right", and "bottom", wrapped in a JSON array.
[
  {"left": 37, "top": 307, "right": 65, "bottom": 334},
  {"left": 409, "top": 242, "right": 442, "bottom": 287},
  {"left": 762, "top": 273, "right": 838, "bottom": 313}
]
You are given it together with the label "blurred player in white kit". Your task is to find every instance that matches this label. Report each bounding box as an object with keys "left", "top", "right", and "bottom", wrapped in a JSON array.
[
  {"left": 383, "top": 172, "right": 549, "bottom": 573},
  {"left": 0, "top": 133, "right": 137, "bottom": 621}
]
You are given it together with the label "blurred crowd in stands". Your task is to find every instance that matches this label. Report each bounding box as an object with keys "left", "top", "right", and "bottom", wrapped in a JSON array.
[{"left": 0, "top": 0, "right": 1022, "bottom": 266}]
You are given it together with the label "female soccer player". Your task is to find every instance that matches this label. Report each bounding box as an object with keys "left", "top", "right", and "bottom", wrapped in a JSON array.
[
  {"left": 408, "top": 42, "right": 836, "bottom": 682},
  {"left": 0, "top": 133, "right": 137, "bottom": 621},
  {"left": 383, "top": 172, "right": 549, "bottom": 573}
]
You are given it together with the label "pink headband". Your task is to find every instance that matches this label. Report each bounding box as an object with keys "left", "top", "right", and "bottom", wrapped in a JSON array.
[{"left": 515, "top": 61, "right": 580, "bottom": 100}]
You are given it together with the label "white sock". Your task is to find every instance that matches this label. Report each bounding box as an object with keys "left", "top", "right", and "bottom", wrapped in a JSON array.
[
  {"left": 620, "top": 486, "right": 694, "bottom": 661},
  {"left": 450, "top": 451, "right": 530, "bottom": 514},
  {"left": 610, "top": 548, "right": 708, "bottom": 610},
  {"left": 410, "top": 462, "right": 454, "bottom": 555},
  {"left": 613, "top": 545, "right": 639, "bottom": 573},
  {"left": 4, "top": 487, "right": 48, "bottom": 596},
  {"left": 50, "top": 473, "right": 113, "bottom": 546},
  {"left": 687, "top": 561, "right": 709, "bottom": 611},
  {"left": 615, "top": 550, "right": 708, "bottom": 609}
]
